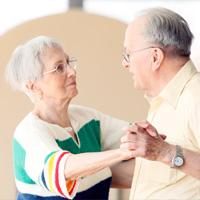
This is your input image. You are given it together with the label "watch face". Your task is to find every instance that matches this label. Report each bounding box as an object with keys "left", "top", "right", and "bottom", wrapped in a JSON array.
[{"left": 174, "top": 156, "right": 184, "bottom": 167}]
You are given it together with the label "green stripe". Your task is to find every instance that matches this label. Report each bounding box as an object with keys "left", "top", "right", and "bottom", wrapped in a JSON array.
[
  {"left": 13, "top": 138, "right": 35, "bottom": 184},
  {"left": 56, "top": 119, "right": 101, "bottom": 154}
]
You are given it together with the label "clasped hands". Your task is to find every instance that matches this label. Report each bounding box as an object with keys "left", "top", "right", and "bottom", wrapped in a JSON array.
[{"left": 120, "top": 121, "right": 171, "bottom": 162}]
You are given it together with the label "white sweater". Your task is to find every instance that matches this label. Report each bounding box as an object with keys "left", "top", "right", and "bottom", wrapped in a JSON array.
[{"left": 13, "top": 105, "right": 128, "bottom": 200}]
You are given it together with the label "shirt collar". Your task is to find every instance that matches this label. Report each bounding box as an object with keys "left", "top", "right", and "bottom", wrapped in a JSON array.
[
  {"left": 158, "top": 60, "right": 196, "bottom": 108},
  {"left": 145, "top": 60, "right": 197, "bottom": 108}
]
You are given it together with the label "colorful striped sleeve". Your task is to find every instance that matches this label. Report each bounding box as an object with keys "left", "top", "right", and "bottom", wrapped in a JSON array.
[{"left": 38, "top": 151, "right": 80, "bottom": 199}]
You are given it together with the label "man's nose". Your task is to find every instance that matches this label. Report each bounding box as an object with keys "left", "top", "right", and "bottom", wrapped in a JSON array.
[{"left": 122, "top": 59, "right": 129, "bottom": 68}]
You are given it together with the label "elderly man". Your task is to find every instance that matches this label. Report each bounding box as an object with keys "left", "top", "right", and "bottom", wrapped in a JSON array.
[{"left": 120, "top": 7, "right": 200, "bottom": 200}]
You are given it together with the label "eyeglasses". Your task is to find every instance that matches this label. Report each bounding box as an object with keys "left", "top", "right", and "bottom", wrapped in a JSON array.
[
  {"left": 43, "top": 57, "right": 77, "bottom": 75},
  {"left": 122, "top": 46, "right": 162, "bottom": 62}
]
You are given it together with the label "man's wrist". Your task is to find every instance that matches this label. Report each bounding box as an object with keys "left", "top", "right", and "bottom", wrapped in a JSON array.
[{"left": 171, "top": 145, "right": 184, "bottom": 169}]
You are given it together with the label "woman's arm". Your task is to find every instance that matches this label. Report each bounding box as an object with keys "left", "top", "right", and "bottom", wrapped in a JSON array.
[{"left": 64, "top": 149, "right": 132, "bottom": 181}]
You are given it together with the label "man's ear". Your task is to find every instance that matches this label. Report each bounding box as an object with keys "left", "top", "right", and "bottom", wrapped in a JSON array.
[
  {"left": 151, "top": 48, "right": 164, "bottom": 72},
  {"left": 26, "top": 81, "right": 41, "bottom": 93}
]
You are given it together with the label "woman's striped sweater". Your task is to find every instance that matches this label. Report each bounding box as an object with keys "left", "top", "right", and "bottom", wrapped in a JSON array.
[{"left": 13, "top": 105, "right": 128, "bottom": 199}]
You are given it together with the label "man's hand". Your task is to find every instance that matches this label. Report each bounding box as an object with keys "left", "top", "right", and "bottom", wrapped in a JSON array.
[
  {"left": 122, "top": 121, "right": 167, "bottom": 140},
  {"left": 120, "top": 121, "right": 170, "bottom": 162}
]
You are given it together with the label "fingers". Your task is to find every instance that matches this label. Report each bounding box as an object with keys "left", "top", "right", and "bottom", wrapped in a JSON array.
[
  {"left": 122, "top": 121, "right": 167, "bottom": 140},
  {"left": 122, "top": 122, "right": 147, "bottom": 135},
  {"left": 120, "top": 133, "right": 149, "bottom": 153},
  {"left": 120, "top": 132, "right": 168, "bottom": 161},
  {"left": 160, "top": 134, "right": 167, "bottom": 140},
  {"left": 120, "top": 133, "right": 152, "bottom": 160},
  {"left": 135, "top": 121, "right": 158, "bottom": 138},
  {"left": 121, "top": 134, "right": 137, "bottom": 146},
  {"left": 121, "top": 121, "right": 169, "bottom": 162},
  {"left": 120, "top": 134, "right": 139, "bottom": 160}
]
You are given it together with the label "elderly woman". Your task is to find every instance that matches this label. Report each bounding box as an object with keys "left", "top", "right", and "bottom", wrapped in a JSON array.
[{"left": 5, "top": 35, "right": 134, "bottom": 200}]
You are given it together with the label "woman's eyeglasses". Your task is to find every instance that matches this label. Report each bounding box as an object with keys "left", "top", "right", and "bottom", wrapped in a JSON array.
[{"left": 43, "top": 57, "right": 77, "bottom": 75}]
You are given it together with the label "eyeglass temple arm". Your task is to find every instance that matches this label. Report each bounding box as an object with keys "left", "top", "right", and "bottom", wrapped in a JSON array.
[{"left": 43, "top": 69, "right": 56, "bottom": 75}]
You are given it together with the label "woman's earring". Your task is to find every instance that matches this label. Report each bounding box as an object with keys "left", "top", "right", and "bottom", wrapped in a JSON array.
[{"left": 39, "top": 93, "right": 43, "bottom": 100}]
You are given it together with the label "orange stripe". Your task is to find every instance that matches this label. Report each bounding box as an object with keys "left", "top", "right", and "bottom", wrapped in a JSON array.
[
  {"left": 66, "top": 180, "right": 74, "bottom": 191},
  {"left": 69, "top": 180, "right": 77, "bottom": 195}
]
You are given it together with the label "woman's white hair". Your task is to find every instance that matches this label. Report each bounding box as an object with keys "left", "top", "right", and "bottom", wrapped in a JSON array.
[
  {"left": 135, "top": 7, "right": 194, "bottom": 57},
  {"left": 5, "top": 35, "right": 63, "bottom": 102}
]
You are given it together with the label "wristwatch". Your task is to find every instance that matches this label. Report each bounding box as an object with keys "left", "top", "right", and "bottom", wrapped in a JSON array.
[{"left": 171, "top": 145, "right": 184, "bottom": 168}]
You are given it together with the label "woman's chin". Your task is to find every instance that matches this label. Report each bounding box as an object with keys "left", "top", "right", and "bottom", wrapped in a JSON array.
[{"left": 69, "top": 90, "right": 79, "bottom": 99}]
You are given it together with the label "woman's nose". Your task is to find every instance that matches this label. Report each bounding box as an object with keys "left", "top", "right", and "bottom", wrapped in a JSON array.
[{"left": 66, "top": 65, "right": 76, "bottom": 77}]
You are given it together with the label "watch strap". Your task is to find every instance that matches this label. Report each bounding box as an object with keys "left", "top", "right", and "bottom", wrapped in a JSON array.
[
  {"left": 171, "top": 145, "right": 184, "bottom": 169},
  {"left": 176, "top": 145, "right": 183, "bottom": 157}
]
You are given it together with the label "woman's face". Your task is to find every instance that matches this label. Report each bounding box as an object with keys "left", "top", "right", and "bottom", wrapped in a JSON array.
[{"left": 39, "top": 46, "right": 78, "bottom": 102}]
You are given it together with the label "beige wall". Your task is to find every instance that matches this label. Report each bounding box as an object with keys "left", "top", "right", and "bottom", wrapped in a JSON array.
[{"left": 0, "top": 10, "right": 149, "bottom": 200}]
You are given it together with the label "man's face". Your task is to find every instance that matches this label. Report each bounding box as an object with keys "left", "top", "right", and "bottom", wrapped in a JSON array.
[{"left": 123, "top": 16, "right": 153, "bottom": 92}]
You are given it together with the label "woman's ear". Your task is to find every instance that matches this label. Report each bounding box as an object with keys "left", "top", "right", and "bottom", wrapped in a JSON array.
[
  {"left": 151, "top": 48, "right": 165, "bottom": 72},
  {"left": 26, "top": 81, "right": 41, "bottom": 93}
]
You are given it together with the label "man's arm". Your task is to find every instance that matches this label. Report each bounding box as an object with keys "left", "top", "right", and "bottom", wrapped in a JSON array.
[
  {"left": 120, "top": 121, "right": 200, "bottom": 180},
  {"left": 110, "top": 121, "right": 167, "bottom": 189},
  {"left": 110, "top": 158, "right": 135, "bottom": 188}
]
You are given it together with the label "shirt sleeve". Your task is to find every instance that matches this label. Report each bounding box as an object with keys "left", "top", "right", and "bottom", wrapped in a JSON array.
[
  {"left": 14, "top": 115, "right": 79, "bottom": 199},
  {"left": 38, "top": 151, "right": 79, "bottom": 199}
]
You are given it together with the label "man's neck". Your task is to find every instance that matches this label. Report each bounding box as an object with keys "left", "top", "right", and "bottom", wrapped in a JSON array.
[{"left": 147, "top": 57, "right": 190, "bottom": 98}]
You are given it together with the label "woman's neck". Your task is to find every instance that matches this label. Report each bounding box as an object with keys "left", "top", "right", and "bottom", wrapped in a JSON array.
[{"left": 32, "top": 99, "right": 71, "bottom": 128}]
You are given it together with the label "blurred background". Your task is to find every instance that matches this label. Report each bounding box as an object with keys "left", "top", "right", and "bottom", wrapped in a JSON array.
[
  {"left": 1, "top": 0, "right": 200, "bottom": 66},
  {"left": 1, "top": 0, "right": 200, "bottom": 199},
  {"left": 1, "top": 0, "right": 200, "bottom": 52}
]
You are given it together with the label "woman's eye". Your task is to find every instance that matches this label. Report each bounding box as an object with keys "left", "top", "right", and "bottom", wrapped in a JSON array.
[{"left": 56, "top": 63, "right": 65, "bottom": 73}]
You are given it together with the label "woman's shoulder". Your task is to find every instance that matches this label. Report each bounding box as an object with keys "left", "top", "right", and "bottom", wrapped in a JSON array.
[
  {"left": 14, "top": 112, "right": 52, "bottom": 140},
  {"left": 16, "top": 112, "right": 47, "bottom": 129}
]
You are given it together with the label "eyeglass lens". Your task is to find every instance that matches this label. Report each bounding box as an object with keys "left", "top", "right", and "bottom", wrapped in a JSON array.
[
  {"left": 56, "top": 58, "right": 77, "bottom": 75},
  {"left": 68, "top": 58, "right": 77, "bottom": 69},
  {"left": 122, "top": 51, "right": 129, "bottom": 62},
  {"left": 56, "top": 63, "right": 66, "bottom": 74}
]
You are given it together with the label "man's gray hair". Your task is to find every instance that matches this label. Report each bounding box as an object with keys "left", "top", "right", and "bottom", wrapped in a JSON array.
[
  {"left": 5, "top": 35, "right": 63, "bottom": 101},
  {"left": 136, "top": 7, "right": 194, "bottom": 57}
]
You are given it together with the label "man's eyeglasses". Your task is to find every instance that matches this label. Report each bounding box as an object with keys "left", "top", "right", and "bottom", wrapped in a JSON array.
[
  {"left": 122, "top": 46, "right": 162, "bottom": 62},
  {"left": 43, "top": 57, "right": 77, "bottom": 75}
]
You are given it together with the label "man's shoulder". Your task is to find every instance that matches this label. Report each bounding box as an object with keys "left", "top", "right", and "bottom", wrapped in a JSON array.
[{"left": 184, "top": 71, "right": 200, "bottom": 100}]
